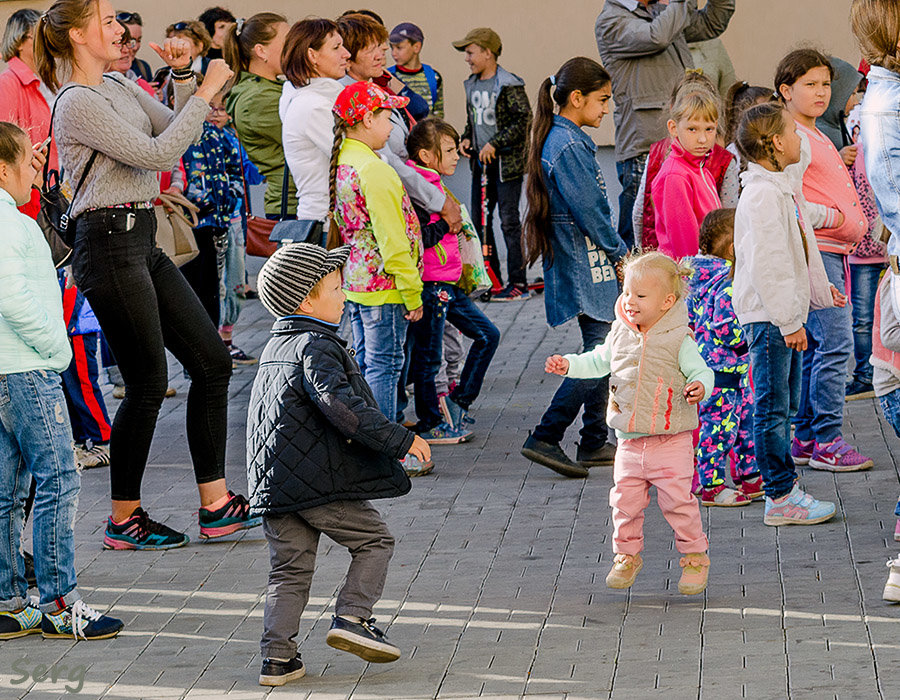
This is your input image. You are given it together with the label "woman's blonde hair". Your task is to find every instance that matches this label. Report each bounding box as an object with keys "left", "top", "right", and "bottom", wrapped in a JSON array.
[
  {"left": 851, "top": 0, "right": 900, "bottom": 74},
  {"left": 625, "top": 251, "right": 693, "bottom": 300}
]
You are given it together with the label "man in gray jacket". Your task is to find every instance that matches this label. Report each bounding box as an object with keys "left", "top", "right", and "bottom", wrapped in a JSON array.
[{"left": 595, "top": 0, "right": 735, "bottom": 249}]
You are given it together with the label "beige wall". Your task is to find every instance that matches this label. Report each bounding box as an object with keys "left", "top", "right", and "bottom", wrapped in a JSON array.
[{"left": 0, "top": 0, "right": 859, "bottom": 146}]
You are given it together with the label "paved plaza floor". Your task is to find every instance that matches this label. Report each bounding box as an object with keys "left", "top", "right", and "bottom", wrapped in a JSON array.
[{"left": 2, "top": 293, "right": 900, "bottom": 699}]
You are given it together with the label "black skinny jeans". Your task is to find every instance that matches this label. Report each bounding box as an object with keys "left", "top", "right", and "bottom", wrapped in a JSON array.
[
  {"left": 180, "top": 225, "right": 224, "bottom": 327},
  {"left": 71, "top": 209, "right": 232, "bottom": 501}
]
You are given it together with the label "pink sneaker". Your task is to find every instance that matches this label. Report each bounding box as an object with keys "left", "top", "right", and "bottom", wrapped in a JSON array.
[
  {"left": 894, "top": 519, "right": 900, "bottom": 543},
  {"left": 736, "top": 474, "right": 765, "bottom": 501},
  {"left": 790, "top": 437, "right": 815, "bottom": 465},
  {"left": 808, "top": 437, "right": 874, "bottom": 472}
]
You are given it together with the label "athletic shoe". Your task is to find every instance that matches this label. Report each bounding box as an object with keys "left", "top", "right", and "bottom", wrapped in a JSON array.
[
  {"left": 440, "top": 395, "right": 474, "bottom": 430},
  {"left": 103, "top": 508, "right": 189, "bottom": 550},
  {"left": 790, "top": 437, "right": 815, "bottom": 465},
  {"left": 575, "top": 442, "right": 616, "bottom": 467},
  {"left": 522, "top": 434, "right": 587, "bottom": 478},
  {"left": 0, "top": 601, "right": 42, "bottom": 639},
  {"left": 808, "top": 437, "right": 874, "bottom": 472},
  {"left": 112, "top": 384, "right": 126, "bottom": 399},
  {"left": 699, "top": 484, "right": 752, "bottom": 507},
  {"left": 606, "top": 553, "right": 643, "bottom": 589},
  {"left": 198, "top": 491, "right": 262, "bottom": 540},
  {"left": 402, "top": 455, "right": 434, "bottom": 477},
  {"left": 845, "top": 379, "right": 876, "bottom": 402},
  {"left": 678, "top": 553, "right": 711, "bottom": 595},
  {"left": 736, "top": 474, "right": 765, "bottom": 501},
  {"left": 23, "top": 551, "right": 36, "bottom": 588},
  {"left": 75, "top": 442, "right": 110, "bottom": 470},
  {"left": 42, "top": 600, "right": 123, "bottom": 640},
  {"left": 326, "top": 615, "right": 401, "bottom": 663},
  {"left": 259, "top": 654, "right": 306, "bottom": 687},
  {"left": 763, "top": 484, "right": 836, "bottom": 526},
  {"left": 491, "top": 284, "right": 530, "bottom": 302},
  {"left": 419, "top": 422, "right": 473, "bottom": 445},
  {"left": 884, "top": 556, "right": 900, "bottom": 602},
  {"left": 230, "top": 345, "right": 258, "bottom": 365},
  {"left": 895, "top": 519, "right": 900, "bottom": 543}
]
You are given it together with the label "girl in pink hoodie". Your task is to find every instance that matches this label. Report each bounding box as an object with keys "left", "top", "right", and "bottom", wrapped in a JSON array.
[{"left": 651, "top": 82, "right": 722, "bottom": 259}]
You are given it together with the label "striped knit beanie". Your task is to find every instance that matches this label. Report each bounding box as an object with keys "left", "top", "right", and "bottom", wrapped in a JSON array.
[{"left": 257, "top": 243, "right": 351, "bottom": 318}]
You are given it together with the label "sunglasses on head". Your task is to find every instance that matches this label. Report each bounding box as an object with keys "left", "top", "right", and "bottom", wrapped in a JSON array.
[
  {"left": 116, "top": 12, "right": 141, "bottom": 24},
  {"left": 171, "top": 22, "right": 191, "bottom": 32}
]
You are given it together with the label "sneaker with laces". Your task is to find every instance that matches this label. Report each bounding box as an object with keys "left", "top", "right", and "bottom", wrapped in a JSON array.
[
  {"left": 419, "top": 422, "right": 473, "bottom": 445},
  {"left": 736, "top": 474, "right": 765, "bottom": 501},
  {"left": 326, "top": 615, "right": 401, "bottom": 663},
  {"left": 75, "top": 442, "right": 110, "bottom": 470},
  {"left": 199, "top": 491, "right": 262, "bottom": 539},
  {"left": 606, "top": 553, "right": 643, "bottom": 589},
  {"left": 700, "top": 484, "right": 752, "bottom": 507},
  {"left": 678, "top": 552, "right": 711, "bottom": 595},
  {"left": 763, "top": 484, "right": 836, "bottom": 526},
  {"left": 884, "top": 556, "right": 900, "bottom": 602},
  {"left": 41, "top": 600, "right": 124, "bottom": 640},
  {"left": 103, "top": 507, "right": 189, "bottom": 550},
  {"left": 790, "top": 437, "right": 815, "bottom": 465},
  {"left": 0, "top": 601, "right": 42, "bottom": 639},
  {"left": 229, "top": 345, "right": 258, "bottom": 365},
  {"left": 259, "top": 654, "right": 306, "bottom": 686},
  {"left": 402, "top": 454, "right": 434, "bottom": 477},
  {"left": 490, "top": 284, "right": 530, "bottom": 302},
  {"left": 808, "top": 437, "right": 874, "bottom": 472},
  {"left": 521, "top": 434, "right": 587, "bottom": 478}
]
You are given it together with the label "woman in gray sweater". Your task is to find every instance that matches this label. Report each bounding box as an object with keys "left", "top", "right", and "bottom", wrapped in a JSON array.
[{"left": 35, "top": 0, "right": 261, "bottom": 550}]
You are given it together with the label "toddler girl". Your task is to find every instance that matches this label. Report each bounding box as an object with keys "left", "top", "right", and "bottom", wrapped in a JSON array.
[
  {"left": 546, "top": 252, "right": 713, "bottom": 595},
  {"left": 406, "top": 117, "right": 499, "bottom": 444},
  {"left": 687, "top": 208, "right": 760, "bottom": 506},
  {"left": 733, "top": 101, "right": 844, "bottom": 525}
]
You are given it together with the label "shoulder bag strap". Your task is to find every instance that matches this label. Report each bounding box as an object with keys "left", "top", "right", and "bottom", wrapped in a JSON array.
[{"left": 279, "top": 162, "right": 290, "bottom": 219}]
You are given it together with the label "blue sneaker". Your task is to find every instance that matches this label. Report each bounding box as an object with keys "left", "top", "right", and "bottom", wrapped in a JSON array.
[
  {"left": 326, "top": 615, "right": 401, "bottom": 663},
  {"left": 491, "top": 284, "right": 530, "bottom": 302},
  {"left": 440, "top": 396, "right": 475, "bottom": 431},
  {"left": 42, "top": 600, "right": 124, "bottom": 640},
  {"left": 763, "top": 484, "right": 836, "bottom": 526},
  {"left": 0, "top": 600, "right": 42, "bottom": 639},
  {"left": 420, "top": 422, "right": 473, "bottom": 445},
  {"left": 103, "top": 507, "right": 189, "bottom": 550},
  {"left": 199, "top": 491, "right": 262, "bottom": 540}
]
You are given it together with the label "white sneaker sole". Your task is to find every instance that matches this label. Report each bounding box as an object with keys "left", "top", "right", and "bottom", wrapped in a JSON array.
[
  {"left": 259, "top": 666, "right": 306, "bottom": 686},
  {"left": 764, "top": 511, "right": 836, "bottom": 526},
  {"left": 326, "top": 629, "right": 401, "bottom": 663},
  {"left": 883, "top": 582, "right": 900, "bottom": 603},
  {"left": 808, "top": 458, "right": 873, "bottom": 472}
]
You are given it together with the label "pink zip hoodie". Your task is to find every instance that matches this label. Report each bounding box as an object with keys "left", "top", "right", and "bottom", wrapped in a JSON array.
[
  {"left": 406, "top": 160, "right": 462, "bottom": 283},
  {"left": 651, "top": 139, "right": 722, "bottom": 259}
]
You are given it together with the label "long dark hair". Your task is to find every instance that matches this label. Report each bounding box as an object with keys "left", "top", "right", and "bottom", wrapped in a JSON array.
[{"left": 524, "top": 57, "right": 610, "bottom": 267}]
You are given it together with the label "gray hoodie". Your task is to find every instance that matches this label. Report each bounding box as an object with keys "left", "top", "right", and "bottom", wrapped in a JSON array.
[{"left": 817, "top": 56, "right": 863, "bottom": 151}]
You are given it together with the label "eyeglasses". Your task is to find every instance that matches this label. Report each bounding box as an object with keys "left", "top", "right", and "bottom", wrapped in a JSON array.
[
  {"left": 118, "top": 39, "right": 137, "bottom": 49},
  {"left": 116, "top": 11, "right": 142, "bottom": 24},
  {"left": 208, "top": 106, "right": 227, "bottom": 114}
]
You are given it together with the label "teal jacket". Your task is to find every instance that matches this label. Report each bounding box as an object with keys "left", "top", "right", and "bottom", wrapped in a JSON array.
[{"left": 0, "top": 188, "right": 71, "bottom": 373}]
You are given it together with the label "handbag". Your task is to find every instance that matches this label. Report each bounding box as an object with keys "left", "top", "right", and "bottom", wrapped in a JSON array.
[
  {"left": 244, "top": 164, "right": 288, "bottom": 257},
  {"left": 154, "top": 191, "right": 200, "bottom": 267}
]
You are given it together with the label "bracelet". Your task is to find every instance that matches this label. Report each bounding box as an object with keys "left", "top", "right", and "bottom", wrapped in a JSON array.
[{"left": 170, "top": 66, "right": 194, "bottom": 82}]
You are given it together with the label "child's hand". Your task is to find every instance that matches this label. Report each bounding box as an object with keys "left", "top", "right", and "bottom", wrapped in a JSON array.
[
  {"left": 840, "top": 144, "right": 858, "bottom": 167},
  {"left": 408, "top": 434, "right": 432, "bottom": 463},
  {"left": 479, "top": 143, "right": 497, "bottom": 164},
  {"left": 784, "top": 328, "right": 808, "bottom": 351},
  {"left": 459, "top": 138, "right": 471, "bottom": 158},
  {"left": 830, "top": 285, "right": 847, "bottom": 307},
  {"left": 545, "top": 355, "right": 569, "bottom": 375},
  {"left": 684, "top": 381, "right": 705, "bottom": 404},
  {"left": 405, "top": 306, "right": 423, "bottom": 322}
]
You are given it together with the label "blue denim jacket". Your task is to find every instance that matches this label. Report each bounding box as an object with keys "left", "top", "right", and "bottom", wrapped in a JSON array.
[
  {"left": 540, "top": 116, "right": 627, "bottom": 327},
  {"left": 860, "top": 66, "right": 900, "bottom": 257}
]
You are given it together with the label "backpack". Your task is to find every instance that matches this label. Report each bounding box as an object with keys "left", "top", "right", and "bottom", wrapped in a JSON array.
[{"left": 387, "top": 64, "right": 439, "bottom": 111}]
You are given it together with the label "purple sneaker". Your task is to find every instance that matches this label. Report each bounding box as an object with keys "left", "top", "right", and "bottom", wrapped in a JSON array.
[
  {"left": 790, "top": 437, "right": 815, "bottom": 466},
  {"left": 808, "top": 436, "right": 874, "bottom": 472}
]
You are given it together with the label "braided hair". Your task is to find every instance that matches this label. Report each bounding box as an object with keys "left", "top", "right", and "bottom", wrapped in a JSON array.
[
  {"left": 326, "top": 117, "right": 349, "bottom": 249},
  {"left": 735, "top": 102, "right": 787, "bottom": 172}
]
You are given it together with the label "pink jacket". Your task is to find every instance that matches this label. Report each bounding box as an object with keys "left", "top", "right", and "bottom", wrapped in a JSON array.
[
  {"left": 407, "top": 161, "right": 462, "bottom": 283},
  {"left": 0, "top": 57, "right": 56, "bottom": 172},
  {"left": 651, "top": 139, "right": 722, "bottom": 260}
]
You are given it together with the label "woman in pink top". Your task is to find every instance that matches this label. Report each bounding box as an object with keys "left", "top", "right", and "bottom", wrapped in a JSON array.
[
  {"left": 651, "top": 80, "right": 721, "bottom": 260},
  {"left": 777, "top": 48, "right": 873, "bottom": 472}
]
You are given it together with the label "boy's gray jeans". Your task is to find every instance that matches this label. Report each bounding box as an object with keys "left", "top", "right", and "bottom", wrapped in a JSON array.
[{"left": 260, "top": 500, "right": 395, "bottom": 660}]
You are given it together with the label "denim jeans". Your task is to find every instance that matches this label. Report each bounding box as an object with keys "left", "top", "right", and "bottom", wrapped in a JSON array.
[
  {"left": 71, "top": 208, "right": 232, "bottom": 501},
  {"left": 878, "top": 389, "right": 900, "bottom": 517},
  {"left": 347, "top": 301, "right": 408, "bottom": 420},
  {"left": 410, "top": 283, "right": 500, "bottom": 430},
  {"left": 220, "top": 217, "right": 246, "bottom": 329},
  {"left": 0, "top": 371, "right": 81, "bottom": 612},
  {"left": 615, "top": 154, "right": 648, "bottom": 252},
  {"left": 745, "top": 322, "right": 802, "bottom": 500},
  {"left": 793, "top": 251, "right": 854, "bottom": 443},
  {"left": 532, "top": 316, "right": 611, "bottom": 450},
  {"left": 849, "top": 262, "right": 885, "bottom": 385},
  {"left": 470, "top": 158, "right": 526, "bottom": 287}
]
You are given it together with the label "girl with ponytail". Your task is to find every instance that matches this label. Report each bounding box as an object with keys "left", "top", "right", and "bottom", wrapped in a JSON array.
[{"left": 520, "top": 57, "right": 628, "bottom": 478}]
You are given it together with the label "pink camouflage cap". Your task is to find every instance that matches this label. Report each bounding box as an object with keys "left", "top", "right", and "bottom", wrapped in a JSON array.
[{"left": 333, "top": 81, "right": 409, "bottom": 126}]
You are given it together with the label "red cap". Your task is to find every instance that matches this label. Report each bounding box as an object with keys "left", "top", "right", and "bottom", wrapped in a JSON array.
[{"left": 333, "top": 81, "right": 409, "bottom": 126}]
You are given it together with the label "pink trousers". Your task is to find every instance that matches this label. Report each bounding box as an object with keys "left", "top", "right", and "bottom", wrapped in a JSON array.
[{"left": 610, "top": 431, "right": 708, "bottom": 555}]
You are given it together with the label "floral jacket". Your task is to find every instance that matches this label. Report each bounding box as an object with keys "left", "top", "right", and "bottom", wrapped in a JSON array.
[
  {"left": 335, "top": 138, "right": 423, "bottom": 310},
  {"left": 183, "top": 121, "right": 244, "bottom": 230}
]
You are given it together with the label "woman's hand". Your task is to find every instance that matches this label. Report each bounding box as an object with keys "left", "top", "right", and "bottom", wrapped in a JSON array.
[
  {"left": 148, "top": 37, "right": 194, "bottom": 71},
  {"left": 684, "top": 381, "right": 705, "bottom": 405},
  {"left": 440, "top": 195, "right": 463, "bottom": 233},
  {"left": 545, "top": 354, "right": 569, "bottom": 375},
  {"left": 405, "top": 305, "right": 423, "bottom": 323},
  {"left": 830, "top": 284, "right": 848, "bottom": 307},
  {"left": 784, "top": 328, "right": 808, "bottom": 351}
]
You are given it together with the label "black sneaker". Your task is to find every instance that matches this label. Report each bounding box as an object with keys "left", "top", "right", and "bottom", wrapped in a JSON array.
[
  {"left": 229, "top": 345, "right": 258, "bottom": 366},
  {"left": 259, "top": 654, "right": 306, "bottom": 686},
  {"left": 41, "top": 599, "right": 124, "bottom": 640},
  {"left": 521, "top": 434, "right": 588, "bottom": 478},
  {"left": 198, "top": 491, "right": 262, "bottom": 539},
  {"left": 326, "top": 615, "right": 401, "bottom": 663},
  {"left": 23, "top": 551, "right": 36, "bottom": 588},
  {"left": 576, "top": 442, "right": 617, "bottom": 467},
  {"left": 103, "top": 508, "right": 190, "bottom": 550},
  {"left": 0, "top": 601, "right": 42, "bottom": 639},
  {"left": 845, "top": 379, "right": 875, "bottom": 402}
]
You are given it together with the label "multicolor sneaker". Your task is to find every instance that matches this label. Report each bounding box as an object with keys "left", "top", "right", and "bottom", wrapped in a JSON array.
[
  {"left": 41, "top": 600, "right": 124, "bottom": 640},
  {"left": 699, "top": 484, "right": 752, "bottom": 507},
  {"left": 326, "top": 615, "right": 401, "bottom": 663},
  {"left": 605, "top": 553, "right": 643, "bottom": 589},
  {"left": 0, "top": 600, "right": 42, "bottom": 639},
  {"left": 736, "top": 474, "right": 765, "bottom": 501},
  {"left": 402, "top": 454, "right": 434, "bottom": 477},
  {"left": 808, "top": 437, "right": 874, "bottom": 472},
  {"left": 763, "top": 484, "right": 836, "bottom": 526},
  {"left": 440, "top": 395, "right": 474, "bottom": 431},
  {"left": 490, "top": 284, "right": 530, "bottom": 302},
  {"left": 199, "top": 491, "right": 262, "bottom": 539},
  {"left": 259, "top": 654, "right": 306, "bottom": 686},
  {"left": 419, "top": 422, "right": 473, "bottom": 445},
  {"left": 678, "top": 553, "right": 711, "bottom": 595},
  {"left": 884, "top": 556, "right": 900, "bottom": 602},
  {"left": 103, "top": 508, "right": 189, "bottom": 550},
  {"left": 790, "top": 437, "right": 815, "bottom": 465}
]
